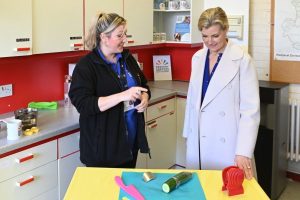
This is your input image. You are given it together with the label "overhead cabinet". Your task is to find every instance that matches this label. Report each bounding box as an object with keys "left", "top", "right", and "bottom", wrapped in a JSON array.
[
  {"left": 0, "top": 0, "right": 32, "bottom": 57},
  {"left": 0, "top": 0, "right": 154, "bottom": 57},
  {"left": 123, "top": 0, "right": 153, "bottom": 45},
  {"left": 85, "top": 0, "right": 153, "bottom": 46},
  {"left": 84, "top": 0, "right": 123, "bottom": 41},
  {"left": 32, "top": 0, "right": 84, "bottom": 54}
]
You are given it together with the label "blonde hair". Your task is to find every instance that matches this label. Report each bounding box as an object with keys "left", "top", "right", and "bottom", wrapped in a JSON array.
[
  {"left": 85, "top": 12, "right": 126, "bottom": 50},
  {"left": 198, "top": 7, "right": 229, "bottom": 31}
]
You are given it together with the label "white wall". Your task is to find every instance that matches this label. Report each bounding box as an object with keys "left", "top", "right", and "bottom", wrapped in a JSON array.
[
  {"left": 204, "top": 0, "right": 250, "bottom": 52},
  {"left": 249, "top": 0, "right": 271, "bottom": 81},
  {"left": 249, "top": 0, "right": 300, "bottom": 173}
]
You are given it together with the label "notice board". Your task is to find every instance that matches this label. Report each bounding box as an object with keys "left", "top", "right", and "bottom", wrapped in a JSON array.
[{"left": 270, "top": 0, "right": 300, "bottom": 83}]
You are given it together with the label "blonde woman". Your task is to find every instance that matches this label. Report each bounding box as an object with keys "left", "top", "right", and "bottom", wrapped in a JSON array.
[
  {"left": 183, "top": 7, "right": 260, "bottom": 179},
  {"left": 69, "top": 13, "right": 151, "bottom": 168}
]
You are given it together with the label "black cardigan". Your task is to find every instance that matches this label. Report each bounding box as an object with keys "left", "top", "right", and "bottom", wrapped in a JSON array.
[{"left": 69, "top": 48, "right": 151, "bottom": 167}]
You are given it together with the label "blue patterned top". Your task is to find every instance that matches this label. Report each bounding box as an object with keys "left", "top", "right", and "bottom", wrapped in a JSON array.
[{"left": 201, "top": 50, "right": 223, "bottom": 104}]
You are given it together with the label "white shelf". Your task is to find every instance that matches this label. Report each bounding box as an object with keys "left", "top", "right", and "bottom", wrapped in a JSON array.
[{"left": 153, "top": 9, "right": 190, "bottom": 12}]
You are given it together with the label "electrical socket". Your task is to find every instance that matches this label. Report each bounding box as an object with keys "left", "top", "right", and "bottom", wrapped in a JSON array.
[{"left": 0, "top": 84, "right": 13, "bottom": 98}]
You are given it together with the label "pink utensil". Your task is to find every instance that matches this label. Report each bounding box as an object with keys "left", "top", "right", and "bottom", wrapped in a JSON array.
[{"left": 115, "top": 176, "right": 145, "bottom": 200}]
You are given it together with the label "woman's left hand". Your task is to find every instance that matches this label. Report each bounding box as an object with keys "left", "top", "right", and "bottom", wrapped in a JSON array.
[
  {"left": 135, "top": 92, "right": 149, "bottom": 113},
  {"left": 235, "top": 155, "right": 253, "bottom": 180}
]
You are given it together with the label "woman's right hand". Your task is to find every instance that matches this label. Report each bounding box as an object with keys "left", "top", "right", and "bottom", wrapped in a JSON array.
[
  {"left": 235, "top": 155, "right": 253, "bottom": 180},
  {"left": 98, "top": 87, "right": 147, "bottom": 112},
  {"left": 122, "top": 87, "right": 148, "bottom": 102}
]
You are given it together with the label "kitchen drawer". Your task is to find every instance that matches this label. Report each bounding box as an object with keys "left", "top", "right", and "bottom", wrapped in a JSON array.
[
  {"left": 32, "top": 187, "right": 58, "bottom": 200},
  {"left": 58, "top": 132, "right": 80, "bottom": 158},
  {"left": 146, "top": 98, "right": 175, "bottom": 122},
  {"left": 0, "top": 140, "right": 57, "bottom": 183},
  {"left": 0, "top": 160, "right": 58, "bottom": 200}
]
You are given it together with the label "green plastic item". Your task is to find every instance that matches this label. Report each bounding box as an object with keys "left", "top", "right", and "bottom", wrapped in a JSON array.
[{"left": 28, "top": 101, "right": 58, "bottom": 110}]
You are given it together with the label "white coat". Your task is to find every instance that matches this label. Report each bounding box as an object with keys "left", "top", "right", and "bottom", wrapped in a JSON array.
[{"left": 183, "top": 41, "right": 260, "bottom": 170}]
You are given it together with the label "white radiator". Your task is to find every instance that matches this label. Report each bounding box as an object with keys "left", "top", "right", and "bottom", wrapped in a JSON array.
[{"left": 287, "top": 99, "right": 300, "bottom": 162}]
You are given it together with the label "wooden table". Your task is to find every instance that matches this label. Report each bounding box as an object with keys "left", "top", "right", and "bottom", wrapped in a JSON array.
[{"left": 64, "top": 167, "right": 270, "bottom": 200}]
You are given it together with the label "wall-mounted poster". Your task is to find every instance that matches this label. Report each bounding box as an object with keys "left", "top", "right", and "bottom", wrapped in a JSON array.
[
  {"left": 153, "top": 55, "right": 172, "bottom": 81},
  {"left": 274, "top": 0, "right": 300, "bottom": 61},
  {"left": 174, "top": 15, "right": 190, "bottom": 42}
]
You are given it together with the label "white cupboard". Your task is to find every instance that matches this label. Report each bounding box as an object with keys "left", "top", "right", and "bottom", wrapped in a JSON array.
[
  {"left": 123, "top": 0, "right": 153, "bottom": 45},
  {"left": 136, "top": 97, "right": 177, "bottom": 169},
  {"left": 147, "top": 111, "right": 176, "bottom": 169},
  {"left": 32, "top": 0, "right": 84, "bottom": 54},
  {"left": 32, "top": 187, "right": 58, "bottom": 200},
  {"left": 0, "top": 0, "right": 154, "bottom": 57},
  {"left": 0, "top": 0, "right": 32, "bottom": 57},
  {"left": 0, "top": 140, "right": 58, "bottom": 200},
  {"left": 84, "top": 0, "right": 123, "bottom": 39},
  {"left": 0, "top": 161, "right": 58, "bottom": 200},
  {"left": 58, "top": 132, "right": 83, "bottom": 200},
  {"left": 0, "top": 131, "right": 84, "bottom": 200},
  {"left": 176, "top": 96, "right": 187, "bottom": 167},
  {"left": 0, "top": 140, "right": 57, "bottom": 183}
]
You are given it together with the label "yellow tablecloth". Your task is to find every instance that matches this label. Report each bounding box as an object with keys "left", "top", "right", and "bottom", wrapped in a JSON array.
[{"left": 64, "top": 167, "right": 270, "bottom": 200}]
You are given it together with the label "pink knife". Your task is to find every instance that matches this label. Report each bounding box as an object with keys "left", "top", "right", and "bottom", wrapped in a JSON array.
[{"left": 115, "top": 176, "right": 145, "bottom": 200}]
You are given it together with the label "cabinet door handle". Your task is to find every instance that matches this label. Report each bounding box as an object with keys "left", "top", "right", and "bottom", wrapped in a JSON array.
[
  {"left": 16, "top": 153, "right": 34, "bottom": 163},
  {"left": 16, "top": 176, "right": 34, "bottom": 187},
  {"left": 14, "top": 47, "right": 31, "bottom": 52},
  {"left": 147, "top": 122, "right": 158, "bottom": 129},
  {"left": 158, "top": 105, "right": 167, "bottom": 110},
  {"left": 70, "top": 43, "right": 83, "bottom": 47}
]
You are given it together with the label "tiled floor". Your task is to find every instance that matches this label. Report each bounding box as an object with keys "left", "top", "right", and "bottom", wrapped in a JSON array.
[{"left": 278, "top": 179, "right": 300, "bottom": 200}]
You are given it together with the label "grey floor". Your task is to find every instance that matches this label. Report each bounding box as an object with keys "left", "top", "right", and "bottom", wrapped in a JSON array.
[{"left": 277, "top": 179, "right": 300, "bottom": 200}]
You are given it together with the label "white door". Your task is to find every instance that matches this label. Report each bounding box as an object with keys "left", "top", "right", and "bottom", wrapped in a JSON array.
[
  {"left": 147, "top": 112, "right": 177, "bottom": 169},
  {"left": 58, "top": 152, "right": 84, "bottom": 200},
  {"left": 176, "top": 97, "right": 187, "bottom": 167},
  {"left": 123, "top": 0, "right": 153, "bottom": 45},
  {"left": 32, "top": 0, "right": 83, "bottom": 54},
  {"left": 85, "top": 0, "right": 123, "bottom": 40}
]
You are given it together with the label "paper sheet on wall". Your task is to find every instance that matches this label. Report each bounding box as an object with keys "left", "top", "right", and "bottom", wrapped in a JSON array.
[
  {"left": 153, "top": 55, "right": 172, "bottom": 81},
  {"left": 274, "top": 0, "right": 300, "bottom": 61}
]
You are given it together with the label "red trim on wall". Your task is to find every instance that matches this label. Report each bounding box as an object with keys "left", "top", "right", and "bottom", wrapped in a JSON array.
[
  {"left": 287, "top": 171, "right": 300, "bottom": 182},
  {"left": 0, "top": 128, "right": 80, "bottom": 159},
  {"left": 127, "top": 42, "right": 202, "bottom": 50}
]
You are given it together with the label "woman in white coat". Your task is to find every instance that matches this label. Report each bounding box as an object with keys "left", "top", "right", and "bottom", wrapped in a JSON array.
[{"left": 183, "top": 7, "right": 260, "bottom": 179}]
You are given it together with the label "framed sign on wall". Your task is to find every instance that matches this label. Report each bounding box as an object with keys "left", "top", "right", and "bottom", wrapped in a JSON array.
[{"left": 153, "top": 55, "right": 172, "bottom": 81}]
